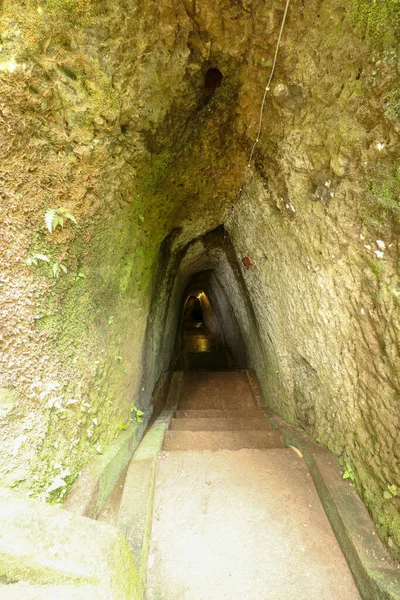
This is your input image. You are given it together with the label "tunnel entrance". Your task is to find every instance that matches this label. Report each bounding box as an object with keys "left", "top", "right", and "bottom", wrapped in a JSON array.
[{"left": 174, "top": 270, "right": 248, "bottom": 372}]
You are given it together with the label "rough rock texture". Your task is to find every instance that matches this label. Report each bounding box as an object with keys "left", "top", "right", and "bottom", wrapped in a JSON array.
[
  {"left": 0, "top": 487, "right": 140, "bottom": 598},
  {"left": 0, "top": 0, "right": 399, "bottom": 558}
]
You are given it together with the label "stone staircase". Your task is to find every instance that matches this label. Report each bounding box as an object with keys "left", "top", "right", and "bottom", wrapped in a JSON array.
[
  {"left": 145, "top": 369, "right": 362, "bottom": 600},
  {"left": 163, "top": 370, "right": 285, "bottom": 451}
]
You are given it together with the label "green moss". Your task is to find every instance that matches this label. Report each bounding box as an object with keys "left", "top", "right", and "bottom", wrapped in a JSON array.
[
  {"left": 351, "top": 0, "right": 400, "bottom": 46},
  {"left": 385, "top": 84, "right": 400, "bottom": 119},
  {"left": 377, "top": 512, "right": 400, "bottom": 546},
  {"left": 77, "top": 60, "right": 120, "bottom": 124},
  {"left": 38, "top": 0, "right": 92, "bottom": 20},
  {"left": 366, "top": 256, "right": 386, "bottom": 280},
  {"left": 141, "top": 151, "right": 172, "bottom": 193},
  {"left": 362, "top": 163, "right": 400, "bottom": 231}
]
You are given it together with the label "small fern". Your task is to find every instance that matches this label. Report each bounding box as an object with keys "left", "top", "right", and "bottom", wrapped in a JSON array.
[
  {"left": 52, "top": 262, "right": 68, "bottom": 279},
  {"left": 45, "top": 207, "right": 77, "bottom": 233},
  {"left": 26, "top": 254, "right": 67, "bottom": 278},
  {"left": 26, "top": 253, "right": 50, "bottom": 266}
]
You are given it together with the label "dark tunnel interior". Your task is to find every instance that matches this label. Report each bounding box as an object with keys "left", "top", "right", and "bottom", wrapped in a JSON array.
[{"left": 174, "top": 270, "right": 248, "bottom": 371}]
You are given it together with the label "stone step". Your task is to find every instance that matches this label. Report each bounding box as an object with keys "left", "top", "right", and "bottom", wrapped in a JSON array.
[
  {"left": 170, "top": 417, "right": 271, "bottom": 432},
  {"left": 163, "top": 430, "right": 285, "bottom": 451},
  {"left": 179, "top": 371, "right": 256, "bottom": 411},
  {"left": 175, "top": 409, "right": 264, "bottom": 419}
]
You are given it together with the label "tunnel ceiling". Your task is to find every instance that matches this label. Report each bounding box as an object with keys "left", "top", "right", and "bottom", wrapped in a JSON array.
[{"left": 1, "top": 0, "right": 399, "bottom": 557}]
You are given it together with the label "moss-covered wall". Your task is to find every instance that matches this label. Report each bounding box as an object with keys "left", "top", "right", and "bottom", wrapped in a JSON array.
[{"left": 0, "top": 0, "right": 399, "bottom": 559}]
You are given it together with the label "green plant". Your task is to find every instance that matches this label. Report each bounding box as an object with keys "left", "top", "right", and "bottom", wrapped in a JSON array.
[
  {"left": 117, "top": 421, "right": 127, "bottom": 431},
  {"left": 52, "top": 261, "right": 67, "bottom": 278},
  {"left": 108, "top": 316, "right": 114, "bottom": 326},
  {"left": 26, "top": 254, "right": 67, "bottom": 278},
  {"left": 45, "top": 207, "right": 77, "bottom": 233},
  {"left": 383, "top": 484, "right": 398, "bottom": 500},
  {"left": 343, "top": 463, "right": 356, "bottom": 482},
  {"left": 132, "top": 405, "right": 144, "bottom": 423},
  {"left": 26, "top": 253, "right": 50, "bottom": 267}
]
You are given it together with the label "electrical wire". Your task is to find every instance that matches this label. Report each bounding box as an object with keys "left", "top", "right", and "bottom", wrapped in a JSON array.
[{"left": 224, "top": 0, "right": 292, "bottom": 231}]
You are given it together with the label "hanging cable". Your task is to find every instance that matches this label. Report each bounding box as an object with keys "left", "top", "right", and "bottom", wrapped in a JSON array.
[
  {"left": 224, "top": 0, "right": 291, "bottom": 231},
  {"left": 247, "top": 0, "right": 291, "bottom": 168}
]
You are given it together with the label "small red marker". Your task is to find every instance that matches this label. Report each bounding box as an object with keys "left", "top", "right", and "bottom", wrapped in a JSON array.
[{"left": 242, "top": 256, "right": 253, "bottom": 267}]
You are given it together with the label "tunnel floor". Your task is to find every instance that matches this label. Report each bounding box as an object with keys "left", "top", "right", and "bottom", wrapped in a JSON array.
[
  {"left": 144, "top": 370, "right": 361, "bottom": 600},
  {"left": 99, "top": 315, "right": 361, "bottom": 598},
  {"left": 179, "top": 317, "right": 230, "bottom": 371}
]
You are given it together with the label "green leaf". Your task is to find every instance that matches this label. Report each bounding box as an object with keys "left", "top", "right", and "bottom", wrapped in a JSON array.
[
  {"left": 65, "top": 212, "right": 77, "bottom": 224},
  {"left": 136, "top": 409, "right": 144, "bottom": 417},
  {"left": 57, "top": 208, "right": 77, "bottom": 224},
  {"left": 45, "top": 208, "right": 56, "bottom": 233},
  {"left": 33, "top": 254, "right": 50, "bottom": 263},
  {"left": 388, "top": 484, "right": 397, "bottom": 496},
  {"left": 117, "top": 422, "right": 126, "bottom": 430},
  {"left": 138, "top": 214, "right": 145, "bottom": 223},
  {"left": 116, "top": 356, "right": 123, "bottom": 362},
  {"left": 52, "top": 263, "right": 60, "bottom": 278},
  {"left": 53, "top": 215, "right": 63, "bottom": 230},
  {"left": 343, "top": 472, "right": 351, "bottom": 480},
  {"left": 383, "top": 491, "right": 393, "bottom": 500}
]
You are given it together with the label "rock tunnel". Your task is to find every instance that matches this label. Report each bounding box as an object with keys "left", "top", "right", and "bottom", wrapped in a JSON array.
[{"left": 0, "top": 0, "right": 399, "bottom": 592}]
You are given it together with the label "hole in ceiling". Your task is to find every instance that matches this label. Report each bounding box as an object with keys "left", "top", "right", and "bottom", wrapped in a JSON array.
[{"left": 200, "top": 67, "right": 223, "bottom": 108}]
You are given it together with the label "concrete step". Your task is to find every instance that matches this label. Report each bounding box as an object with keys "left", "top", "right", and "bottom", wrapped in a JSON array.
[
  {"left": 175, "top": 409, "right": 264, "bottom": 419},
  {"left": 179, "top": 371, "right": 256, "bottom": 411},
  {"left": 163, "top": 430, "right": 285, "bottom": 451},
  {"left": 146, "top": 449, "right": 362, "bottom": 600},
  {"left": 170, "top": 417, "right": 271, "bottom": 431}
]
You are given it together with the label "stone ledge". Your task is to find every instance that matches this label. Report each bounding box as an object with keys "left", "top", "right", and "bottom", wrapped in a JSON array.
[
  {"left": 245, "top": 368, "right": 273, "bottom": 413},
  {"left": 64, "top": 419, "right": 149, "bottom": 520},
  {"left": 117, "top": 371, "right": 183, "bottom": 590},
  {"left": 272, "top": 416, "right": 400, "bottom": 600},
  {"left": 64, "top": 371, "right": 174, "bottom": 520},
  {"left": 0, "top": 488, "right": 140, "bottom": 599}
]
